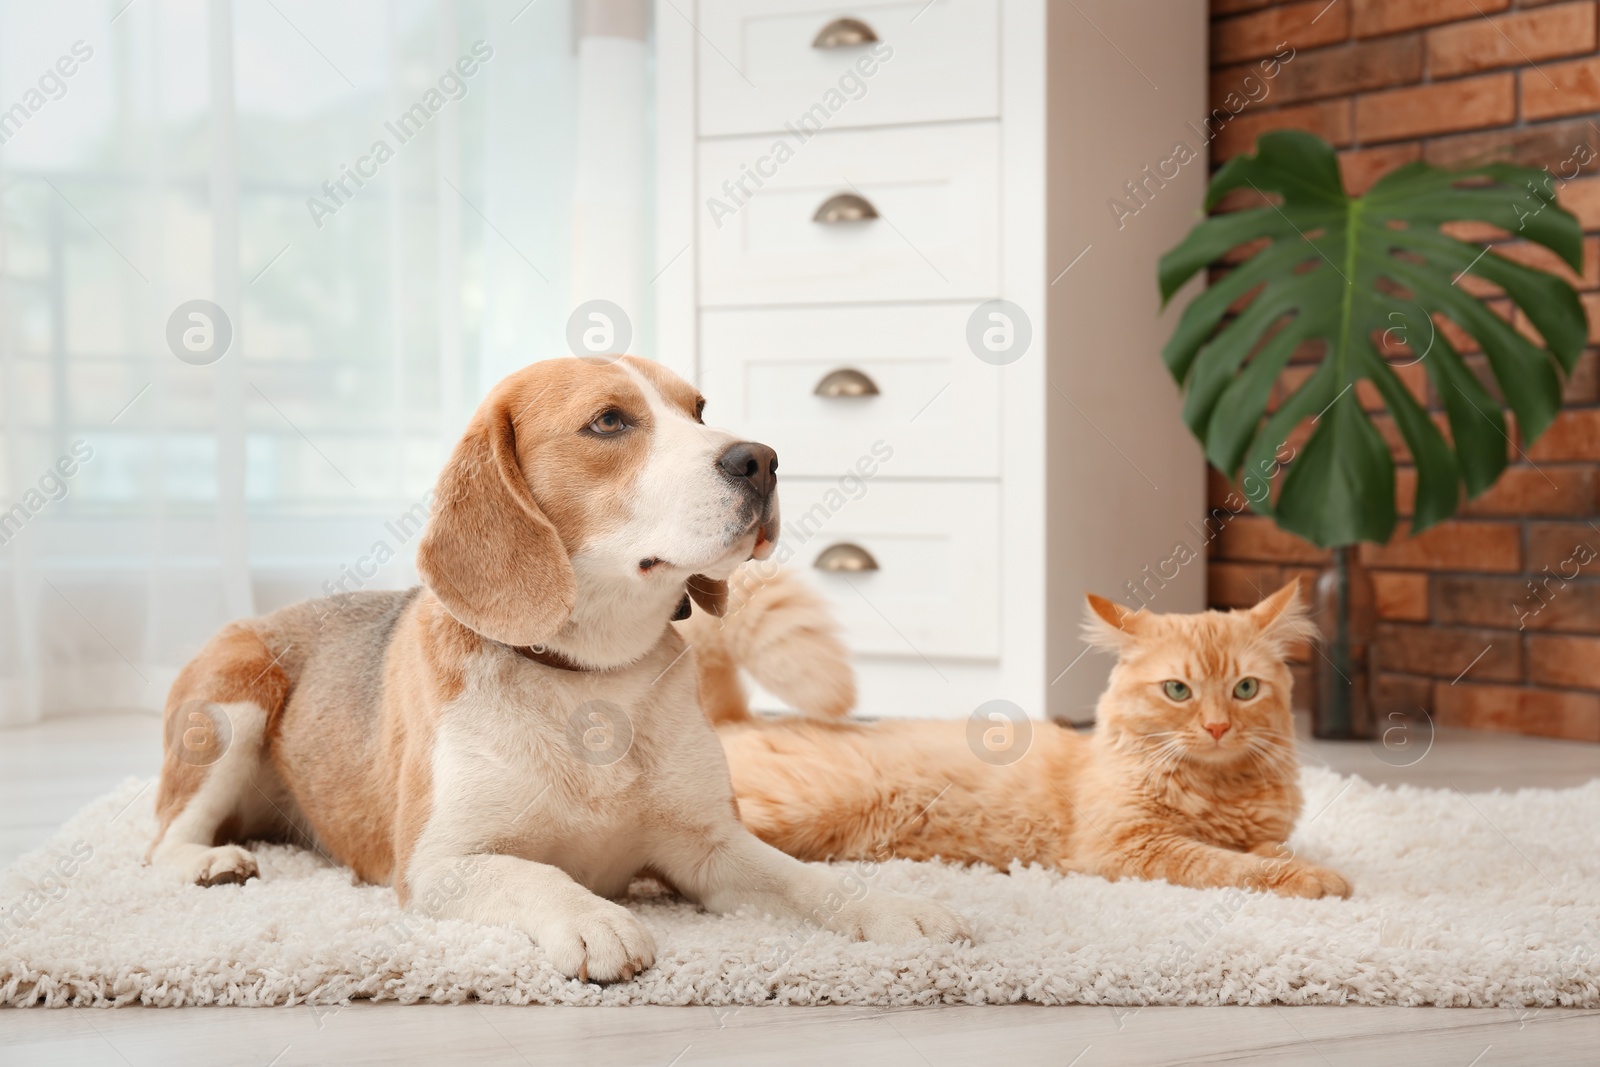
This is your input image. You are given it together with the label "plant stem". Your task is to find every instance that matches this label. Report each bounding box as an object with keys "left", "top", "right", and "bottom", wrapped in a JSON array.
[{"left": 1329, "top": 545, "right": 1353, "bottom": 736}]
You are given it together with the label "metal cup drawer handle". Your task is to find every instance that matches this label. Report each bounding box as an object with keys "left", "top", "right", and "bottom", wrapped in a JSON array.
[
  {"left": 814, "top": 543, "right": 879, "bottom": 572},
  {"left": 813, "top": 368, "right": 880, "bottom": 398},
  {"left": 812, "top": 193, "right": 878, "bottom": 224},
  {"left": 812, "top": 17, "right": 878, "bottom": 49}
]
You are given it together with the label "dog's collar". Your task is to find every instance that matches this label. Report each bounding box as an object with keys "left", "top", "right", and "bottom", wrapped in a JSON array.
[
  {"left": 511, "top": 643, "right": 594, "bottom": 672},
  {"left": 513, "top": 595, "right": 693, "bottom": 672}
]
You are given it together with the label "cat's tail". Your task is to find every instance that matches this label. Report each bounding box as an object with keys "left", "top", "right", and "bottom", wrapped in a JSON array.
[{"left": 676, "top": 562, "right": 856, "bottom": 725}]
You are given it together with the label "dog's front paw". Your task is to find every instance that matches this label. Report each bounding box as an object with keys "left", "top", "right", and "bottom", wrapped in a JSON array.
[
  {"left": 1273, "top": 862, "right": 1352, "bottom": 899},
  {"left": 539, "top": 898, "right": 656, "bottom": 983},
  {"left": 837, "top": 893, "right": 971, "bottom": 943}
]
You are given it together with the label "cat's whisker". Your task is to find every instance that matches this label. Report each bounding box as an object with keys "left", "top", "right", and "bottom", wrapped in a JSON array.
[
  {"left": 1137, "top": 752, "right": 1173, "bottom": 791},
  {"left": 1241, "top": 739, "right": 1286, "bottom": 764},
  {"left": 1242, "top": 746, "right": 1278, "bottom": 777},
  {"left": 1137, "top": 736, "right": 1197, "bottom": 798},
  {"left": 1244, "top": 752, "right": 1294, "bottom": 781},
  {"left": 1243, "top": 735, "right": 1299, "bottom": 770},
  {"left": 1134, "top": 744, "right": 1183, "bottom": 784},
  {"left": 1141, "top": 740, "right": 1186, "bottom": 776}
]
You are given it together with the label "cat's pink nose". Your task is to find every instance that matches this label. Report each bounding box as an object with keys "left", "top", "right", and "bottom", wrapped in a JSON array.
[{"left": 1204, "top": 722, "right": 1231, "bottom": 741}]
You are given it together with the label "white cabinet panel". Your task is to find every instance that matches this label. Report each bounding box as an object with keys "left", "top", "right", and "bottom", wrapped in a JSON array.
[
  {"left": 696, "top": 0, "right": 999, "bottom": 137},
  {"left": 701, "top": 304, "right": 999, "bottom": 477},
  {"left": 662, "top": 0, "right": 1212, "bottom": 719},
  {"left": 776, "top": 479, "right": 999, "bottom": 658},
  {"left": 698, "top": 123, "right": 1000, "bottom": 305}
]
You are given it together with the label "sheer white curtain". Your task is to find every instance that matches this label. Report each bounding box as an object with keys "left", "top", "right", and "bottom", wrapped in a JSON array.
[{"left": 0, "top": 0, "right": 652, "bottom": 725}]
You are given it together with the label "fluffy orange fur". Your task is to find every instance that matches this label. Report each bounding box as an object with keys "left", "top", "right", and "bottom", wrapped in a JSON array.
[
  {"left": 681, "top": 562, "right": 856, "bottom": 722},
  {"left": 716, "top": 584, "right": 1352, "bottom": 899}
]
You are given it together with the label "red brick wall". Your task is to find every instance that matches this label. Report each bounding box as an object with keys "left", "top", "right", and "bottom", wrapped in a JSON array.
[{"left": 1206, "top": 0, "right": 1600, "bottom": 741}]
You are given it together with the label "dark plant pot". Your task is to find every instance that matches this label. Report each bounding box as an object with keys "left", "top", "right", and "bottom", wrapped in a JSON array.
[{"left": 1311, "top": 545, "right": 1376, "bottom": 740}]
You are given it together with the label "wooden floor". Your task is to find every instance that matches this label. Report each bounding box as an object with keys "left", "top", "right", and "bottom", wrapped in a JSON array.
[{"left": 2, "top": 711, "right": 1598, "bottom": 1065}]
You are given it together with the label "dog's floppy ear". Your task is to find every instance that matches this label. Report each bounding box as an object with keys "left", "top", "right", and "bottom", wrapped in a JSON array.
[
  {"left": 686, "top": 573, "right": 728, "bottom": 617},
  {"left": 417, "top": 401, "right": 575, "bottom": 646}
]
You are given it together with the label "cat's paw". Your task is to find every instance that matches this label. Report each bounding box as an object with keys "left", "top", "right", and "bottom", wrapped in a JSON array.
[
  {"left": 836, "top": 893, "right": 971, "bottom": 943},
  {"left": 1274, "top": 862, "right": 1351, "bottom": 899},
  {"left": 184, "top": 844, "right": 259, "bottom": 886}
]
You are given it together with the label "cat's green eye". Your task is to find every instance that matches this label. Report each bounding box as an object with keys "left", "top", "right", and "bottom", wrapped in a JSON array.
[
  {"left": 1162, "top": 680, "right": 1191, "bottom": 702},
  {"left": 1233, "top": 677, "right": 1260, "bottom": 700}
]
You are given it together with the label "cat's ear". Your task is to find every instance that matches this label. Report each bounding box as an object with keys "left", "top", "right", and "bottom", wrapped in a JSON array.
[
  {"left": 1084, "top": 593, "right": 1144, "bottom": 651},
  {"left": 1249, "top": 581, "right": 1312, "bottom": 649}
]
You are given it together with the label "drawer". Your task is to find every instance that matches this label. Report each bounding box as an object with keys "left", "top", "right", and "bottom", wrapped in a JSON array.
[
  {"left": 701, "top": 304, "right": 998, "bottom": 477},
  {"left": 775, "top": 479, "right": 998, "bottom": 659},
  {"left": 699, "top": 123, "right": 1000, "bottom": 306},
  {"left": 696, "top": 0, "right": 999, "bottom": 137}
]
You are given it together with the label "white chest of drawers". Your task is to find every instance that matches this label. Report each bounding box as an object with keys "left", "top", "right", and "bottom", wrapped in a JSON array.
[{"left": 655, "top": 0, "right": 1209, "bottom": 722}]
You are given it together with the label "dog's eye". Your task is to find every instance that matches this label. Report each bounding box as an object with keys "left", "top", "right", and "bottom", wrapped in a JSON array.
[
  {"left": 1162, "top": 680, "right": 1191, "bottom": 702},
  {"left": 694, "top": 397, "right": 706, "bottom": 424},
  {"left": 588, "top": 410, "right": 627, "bottom": 435}
]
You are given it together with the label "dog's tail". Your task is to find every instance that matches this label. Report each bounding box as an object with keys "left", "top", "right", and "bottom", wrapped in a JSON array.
[{"left": 677, "top": 562, "right": 856, "bottom": 725}]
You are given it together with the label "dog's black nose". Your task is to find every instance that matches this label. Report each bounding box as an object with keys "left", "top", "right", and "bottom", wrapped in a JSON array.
[{"left": 718, "top": 441, "right": 778, "bottom": 498}]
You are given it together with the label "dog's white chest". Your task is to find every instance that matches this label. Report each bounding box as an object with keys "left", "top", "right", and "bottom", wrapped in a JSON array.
[{"left": 422, "top": 649, "right": 701, "bottom": 896}]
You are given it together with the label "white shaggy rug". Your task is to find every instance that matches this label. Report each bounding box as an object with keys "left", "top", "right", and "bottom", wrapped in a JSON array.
[{"left": 3, "top": 768, "right": 1598, "bottom": 1009}]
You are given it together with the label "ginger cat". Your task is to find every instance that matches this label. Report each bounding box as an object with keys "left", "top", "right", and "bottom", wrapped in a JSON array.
[{"left": 709, "top": 582, "right": 1351, "bottom": 899}]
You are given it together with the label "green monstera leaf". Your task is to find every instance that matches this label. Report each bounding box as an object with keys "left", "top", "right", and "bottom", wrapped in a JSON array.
[{"left": 1159, "top": 130, "right": 1588, "bottom": 548}]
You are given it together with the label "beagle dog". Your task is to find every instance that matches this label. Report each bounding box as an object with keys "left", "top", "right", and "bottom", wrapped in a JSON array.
[{"left": 148, "top": 355, "right": 967, "bottom": 982}]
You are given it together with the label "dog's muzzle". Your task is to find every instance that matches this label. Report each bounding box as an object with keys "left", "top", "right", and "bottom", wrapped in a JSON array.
[{"left": 718, "top": 441, "right": 780, "bottom": 560}]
